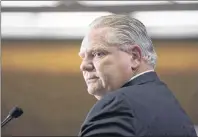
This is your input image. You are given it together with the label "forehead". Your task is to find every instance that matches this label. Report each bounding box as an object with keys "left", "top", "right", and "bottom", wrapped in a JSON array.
[{"left": 80, "top": 27, "right": 109, "bottom": 52}]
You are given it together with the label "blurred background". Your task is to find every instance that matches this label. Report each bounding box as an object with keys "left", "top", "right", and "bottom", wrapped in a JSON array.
[{"left": 1, "top": 1, "right": 198, "bottom": 136}]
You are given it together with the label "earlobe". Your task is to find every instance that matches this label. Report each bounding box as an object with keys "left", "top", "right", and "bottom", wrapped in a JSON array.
[
  {"left": 131, "top": 58, "right": 139, "bottom": 70},
  {"left": 131, "top": 66, "right": 136, "bottom": 71},
  {"left": 130, "top": 56, "right": 138, "bottom": 71}
]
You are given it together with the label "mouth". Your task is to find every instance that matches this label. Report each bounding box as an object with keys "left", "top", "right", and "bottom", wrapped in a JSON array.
[{"left": 86, "top": 77, "right": 98, "bottom": 83}]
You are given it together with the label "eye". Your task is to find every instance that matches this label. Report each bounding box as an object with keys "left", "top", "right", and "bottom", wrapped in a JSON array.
[{"left": 93, "top": 52, "right": 105, "bottom": 58}]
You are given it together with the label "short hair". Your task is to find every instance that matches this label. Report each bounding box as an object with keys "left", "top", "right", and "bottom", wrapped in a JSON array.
[{"left": 89, "top": 14, "right": 157, "bottom": 68}]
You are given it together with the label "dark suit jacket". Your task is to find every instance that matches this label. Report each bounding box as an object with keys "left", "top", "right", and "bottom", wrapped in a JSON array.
[{"left": 79, "top": 72, "right": 197, "bottom": 136}]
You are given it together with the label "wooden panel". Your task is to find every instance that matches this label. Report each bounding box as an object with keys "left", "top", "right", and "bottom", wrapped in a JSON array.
[
  {"left": 1, "top": 40, "right": 198, "bottom": 136},
  {"left": 2, "top": 40, "right": 198, "bottom": 74}
]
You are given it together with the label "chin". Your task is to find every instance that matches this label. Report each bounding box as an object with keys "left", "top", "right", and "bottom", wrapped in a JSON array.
[
  {"left": 87, "top": 87, "right": 98, "bottom": 95},
  {"left": 87, "top": 85, "right": 104, "bottom": 97}
]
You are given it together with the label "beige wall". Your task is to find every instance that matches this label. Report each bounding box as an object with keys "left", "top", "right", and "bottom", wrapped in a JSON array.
[{"left": 2, "top": 40, "right": 198, "bottom": 136}]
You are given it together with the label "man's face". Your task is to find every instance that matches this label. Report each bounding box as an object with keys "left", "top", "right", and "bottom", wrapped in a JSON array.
[{"left": 79, "top": 28, "right": 133, "bottom": 98}]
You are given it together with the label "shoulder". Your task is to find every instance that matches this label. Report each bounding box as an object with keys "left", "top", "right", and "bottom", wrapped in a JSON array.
[
  {"left": 93, "top": 89, "right": 131, "bottom": 111},
  {"left": 80, "top": 89, "right": 136, "bottom": 136},
  {"left": 85, "top": 87, "right": 136, "bottom": 123}
]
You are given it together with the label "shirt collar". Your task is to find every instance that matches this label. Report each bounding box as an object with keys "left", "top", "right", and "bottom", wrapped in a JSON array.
[{"left": 129, "top": 69, "right": 154, "bottom": 82}]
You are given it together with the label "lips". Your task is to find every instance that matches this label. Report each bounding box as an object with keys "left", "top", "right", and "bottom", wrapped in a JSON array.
[{"left": 86, "top": 77, "right": 98, "bottom": 83}]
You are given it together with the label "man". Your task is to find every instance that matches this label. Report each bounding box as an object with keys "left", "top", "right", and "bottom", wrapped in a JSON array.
[{"left": 78, "top": 14, "right": 197, "bottom": 136}]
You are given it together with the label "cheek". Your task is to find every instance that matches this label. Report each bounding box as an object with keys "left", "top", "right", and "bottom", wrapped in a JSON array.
[
  {"left": 94, "top": 58, "right": 113, "bottom": 79},
  {"left": 95, "top": 57, "right": 124, "bottom": 81},
  {"left": 120, "top": 59, "right": 132, "bottom": 71},
  {"left": 102, "top": 56, "right": 131, "bottom": 78},
  {"left": 118, "top": 53, "right": 132, "bottom": 69}
]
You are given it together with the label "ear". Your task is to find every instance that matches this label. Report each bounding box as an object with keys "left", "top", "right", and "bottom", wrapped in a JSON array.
[{"left": 130, "top": 45, "right": 142, "bottom": 70}]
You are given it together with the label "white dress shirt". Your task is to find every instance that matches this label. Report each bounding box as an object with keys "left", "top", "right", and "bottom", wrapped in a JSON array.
[{"left": 129, "top": 69, "right": 154, "bottom": 82}]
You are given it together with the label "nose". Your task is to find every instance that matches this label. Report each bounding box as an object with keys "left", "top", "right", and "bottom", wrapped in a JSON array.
[{"left": 80, "top": 60, "right": 94, "bottom": 72}]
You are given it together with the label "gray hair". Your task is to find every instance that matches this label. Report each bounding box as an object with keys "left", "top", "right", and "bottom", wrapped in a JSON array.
[{"left": 89, "top": 14, "right": 157, "bottom": 68}]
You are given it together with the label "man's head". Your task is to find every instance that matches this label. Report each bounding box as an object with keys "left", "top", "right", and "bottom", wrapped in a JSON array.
[{"left": 79, "top": 14, "right": 157, "bottom": 100}]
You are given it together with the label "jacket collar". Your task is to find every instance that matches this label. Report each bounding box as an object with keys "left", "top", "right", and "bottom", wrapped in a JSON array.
[{"left": 122, "top": 71, "right": 160, "bottom": 87}]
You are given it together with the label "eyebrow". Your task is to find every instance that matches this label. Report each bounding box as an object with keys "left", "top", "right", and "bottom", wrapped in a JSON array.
[
  {"left": 91, "top": 46, "right": 109, "bottom": 52},
  {"left": 78, "top": 47, "right": 108, "bottom": 58}
]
